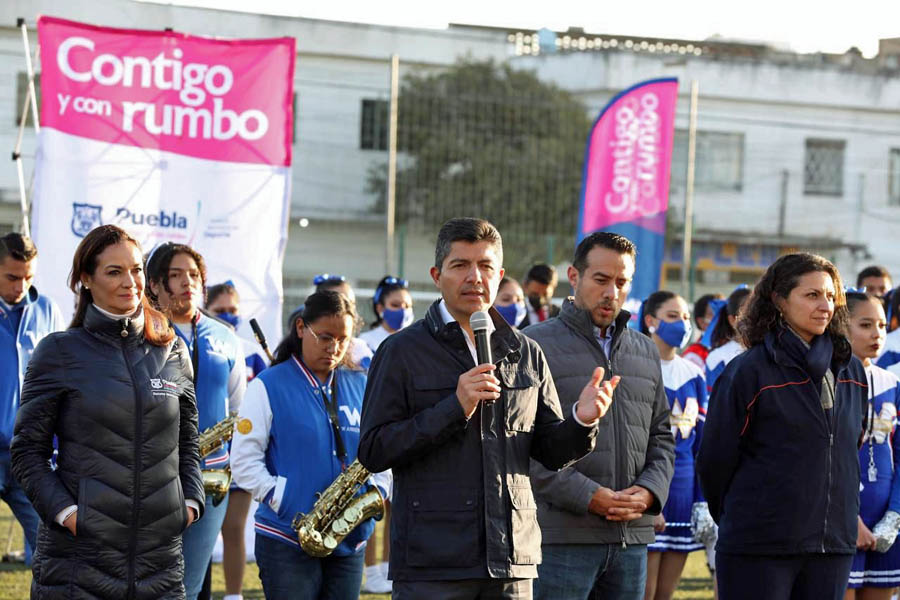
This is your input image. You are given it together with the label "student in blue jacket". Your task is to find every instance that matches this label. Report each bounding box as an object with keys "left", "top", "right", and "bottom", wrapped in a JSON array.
[
  {"left": 231, "top": 291, "right": 389, "bottom": 600},
  {"left": 844, "top": 290, "right": 900, "bottom": 599},
  {"left": 697, "top": 253, "right": 868, "bottom": 600},
  {"left": 639, "top": 291, "right": 709, "bottom": 600},
  {"left": 146, "top": 243, "right": 246, "bottom": 600}
]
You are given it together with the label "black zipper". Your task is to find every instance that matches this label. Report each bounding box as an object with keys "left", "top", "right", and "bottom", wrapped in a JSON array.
[
  {"left": 120, "top": 319, "right": 141, "bottom": 600},
  {"left": 584, "top": 326, "right": 627, "bottom": 547}
]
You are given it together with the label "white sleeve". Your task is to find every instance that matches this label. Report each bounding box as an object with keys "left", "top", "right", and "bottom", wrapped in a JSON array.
[
  {"left": 369, "top": 469, "right": 393, "bottom": 502},
  {"left": 227, "top": 343, "right": 247, "bottom": 414},
  {"left": 55, "top": 505, "right": 77, "bottom": 526},
  {"left": 231, "top": 378, "right": 278, "bottom": 504}
]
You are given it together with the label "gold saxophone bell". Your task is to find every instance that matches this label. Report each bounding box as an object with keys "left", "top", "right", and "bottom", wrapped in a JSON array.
[
  {"left": 292, "top": 460, "right": 384, "bottom": 557},
  {"left": 198, "top": 412, "right": 238, "bottom": 506}
]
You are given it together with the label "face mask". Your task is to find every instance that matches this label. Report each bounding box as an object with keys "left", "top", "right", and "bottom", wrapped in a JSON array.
[
  {"left": 496, "top": 302, "right": 527, "bottom": 327},
  {"left": 382, "top": 307, "right": 414, "bottom": 332},
  {"left": 528, "top": 294, "right": 546, "bottom": 311},
  {"left": 649, "top": 318, "right": 692, "bottom": 350},
  {"left": 217, "top": 312, "right": 241, "bottom": 329}
]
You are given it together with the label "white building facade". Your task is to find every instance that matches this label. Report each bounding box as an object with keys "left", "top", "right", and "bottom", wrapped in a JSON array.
[{"left": 2, "top": 0, "right": 899, "bottom": 322}]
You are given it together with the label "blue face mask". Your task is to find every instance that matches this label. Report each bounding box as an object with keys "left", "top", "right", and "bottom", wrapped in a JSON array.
[
  {"left": 382, "top": 307, "right": 414, "bottom": 332},
  {"left": 217, "top": 312, "right": 241, "bottom": 329},
  {"left": 496, "top": 302, "right": 527, "bottom": 327},
  {"left": 650, "top": 318, "right": 692, "bottom": 350}
]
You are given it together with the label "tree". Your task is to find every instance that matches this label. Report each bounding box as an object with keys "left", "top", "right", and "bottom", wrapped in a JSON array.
[{"left": 367, "top": 58, "right": 591, "bottom": 270}]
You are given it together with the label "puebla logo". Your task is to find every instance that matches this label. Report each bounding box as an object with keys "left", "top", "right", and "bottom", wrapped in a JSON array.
[{"left": 71, "top": 203, "right": 103, "bottom": 237}]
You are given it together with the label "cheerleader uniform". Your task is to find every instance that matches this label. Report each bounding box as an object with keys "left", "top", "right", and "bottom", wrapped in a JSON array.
[
  {"left": 649, "top": 355, "right": 708, "bottom": 553},
  {"left": 705, "top": 339, "right": 743, "bottom": 393},
  {"left": 848, "top": 364, "right": 900, "bottom": 588}
]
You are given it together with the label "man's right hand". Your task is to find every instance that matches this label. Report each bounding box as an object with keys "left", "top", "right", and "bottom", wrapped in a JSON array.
[
  {"left": 63, "top": 511, "right": 77, "bottom": 536},
  {"left": 457, "top": 364, "right": 501, "bottom": 419},
  {"left": 588, "top": 486, "right": 648, "bottom": 521}
]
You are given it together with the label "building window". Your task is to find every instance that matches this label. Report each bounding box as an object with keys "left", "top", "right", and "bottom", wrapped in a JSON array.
[
  {"left": 804, "top": 138, "right": 845, "bottom": 196},
  {"left": 889, "top": 149, "right": 900, "bottom": 206},
  {"left": 15, "top": 71, "right": 41, "bottom": 127},
  {"left": 360, "top": 99, "right": 388, "bottom": 151},
  {"left": 671, "top": 130, "right": 744, "bottom": 191}
]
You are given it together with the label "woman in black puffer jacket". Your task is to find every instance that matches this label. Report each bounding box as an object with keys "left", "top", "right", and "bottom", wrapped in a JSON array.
[{"left": 11, "top": 225, "right": 205, "bottom": 600}]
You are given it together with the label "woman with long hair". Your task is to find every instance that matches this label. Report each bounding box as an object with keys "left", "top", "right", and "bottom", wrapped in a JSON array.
[
  {"left": 145, "top": 243, "right": 246, "bottom": 600},
  {"left": 844, "top": 290, "right": 900, "bottom": 600},
  {"left": 639, "top": 291, "right": 709, "bottom": 600},
  {"left": 231, "top": 291, "right": 388, "bottom": 599},
  {"left": 11, "top": 225, "right": 204, "bottom": 599},
  {"left": 697, "top": 253, "right": 868, "bottom": 600}
]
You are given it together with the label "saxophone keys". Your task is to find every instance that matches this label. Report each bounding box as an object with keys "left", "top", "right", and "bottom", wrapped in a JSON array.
[{"left": 324, "top": 535, "right": 338, "bottom": 551}]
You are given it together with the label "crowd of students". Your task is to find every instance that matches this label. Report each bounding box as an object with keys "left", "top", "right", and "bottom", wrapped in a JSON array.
[{"left": 5, "top": 219, "right": 900, "bottom": 600}]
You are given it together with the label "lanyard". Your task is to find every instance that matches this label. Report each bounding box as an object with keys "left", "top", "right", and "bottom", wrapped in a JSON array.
[
  {"left": 293, "top": 356, "right": 347, "bottom": 468},
  {"left": 174, "top": 314, "right": 201, "bottom": 383}
]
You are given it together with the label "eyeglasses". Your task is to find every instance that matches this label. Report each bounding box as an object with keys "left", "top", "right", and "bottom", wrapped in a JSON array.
[
  {"left": 304, "top": 326, "right": 351, "bottom": 351},
  {"left": 313, "top": 274, "right": 346, "bottom": 286},
  {"left": 374, "top": 276, "right": 409, "bottom": 305}
]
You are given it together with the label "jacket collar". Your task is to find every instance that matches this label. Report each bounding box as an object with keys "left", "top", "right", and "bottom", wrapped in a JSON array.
[
  {"left": 425, "top": 299, "right": 521, "bottom": 364},
  {"left": 83, "top": 303, "right": 144, "bottom": 345},
  {"left": 559, "top": 297, "right": 631, "bottom": 350}
]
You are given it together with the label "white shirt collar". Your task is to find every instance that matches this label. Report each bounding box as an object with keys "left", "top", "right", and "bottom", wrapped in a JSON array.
[{"left": 438, "top": 299, "right": 495, "bottom": 364}]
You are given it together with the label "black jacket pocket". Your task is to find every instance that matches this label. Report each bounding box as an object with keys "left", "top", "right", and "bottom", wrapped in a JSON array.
[{"left": 406, "top": 488, "right": 481, "bottom": 568}]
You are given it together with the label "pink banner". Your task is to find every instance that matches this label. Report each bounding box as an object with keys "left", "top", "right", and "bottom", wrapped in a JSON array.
[
  {"left": 579, "top": 78, "right": 678, "bottom": 235},
  {"left": 37, "top": 15, "right": 295, "bottom": 166}
]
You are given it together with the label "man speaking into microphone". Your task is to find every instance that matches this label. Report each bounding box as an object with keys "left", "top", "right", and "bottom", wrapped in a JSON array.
[{"left": 359, "top": 218, "right": 617, "bottom": 599}]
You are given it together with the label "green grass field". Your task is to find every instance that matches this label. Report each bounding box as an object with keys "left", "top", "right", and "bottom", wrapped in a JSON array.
[{"left": 0, "top": 504, "right": 713, "bottom": 599}]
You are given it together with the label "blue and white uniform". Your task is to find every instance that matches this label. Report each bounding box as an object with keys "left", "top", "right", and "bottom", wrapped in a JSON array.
[
  {"left": 0, "top": 286, "right": 64, "bottom": 456},
  {"left": 0, "top": 285, "right": 63, "bottom": 565},
  {"left": 176, "top": 312, "right": 246, "bottom": 600},
  {"left": 231, "top": 356, "right": 390, "bottom": 556},
  {"left": 649, "top": 355, "right": 708, "bottom": 553},
  {"left": 174, "top": 313, "right": 246, "bottom": 470},
  {"left": 849, "top": 364, "right": 900, "bottom": 589},
  {"left": 705, "top": 339, "right": 744, "bottom": 393}
]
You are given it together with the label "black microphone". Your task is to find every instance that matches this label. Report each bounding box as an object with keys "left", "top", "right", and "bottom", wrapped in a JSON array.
[
  {"left": 469, "top": 310, "right": 492, "bottom": 366},
  {"left": 249, "top": 318, "right": 275, "bottom": 363}
]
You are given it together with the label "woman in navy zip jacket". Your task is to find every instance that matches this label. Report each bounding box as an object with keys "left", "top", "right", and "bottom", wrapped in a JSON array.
[
  {"left": 697, "top": 253, "right": 868, "bottom": 600},
  {"left": 230, "top": 291, "right": 389, "bottom": 599}
]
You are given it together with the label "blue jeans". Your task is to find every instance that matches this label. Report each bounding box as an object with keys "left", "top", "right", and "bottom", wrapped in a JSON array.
[
  {"left": 255, "top": 533, "right": 365, "bottom": 600},
  {"left": 0, "top": 454, "right": 38, "bottom": 566},
  {"left": 534, "top": 543, "right": 647, "bottom": 600},
  {"left": 182, "top": 493, "right": 229, "bottom": 600}
]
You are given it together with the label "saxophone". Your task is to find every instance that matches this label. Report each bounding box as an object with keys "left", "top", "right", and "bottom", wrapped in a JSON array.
[
  {"left": 198, "top": 412, "right": 238, "bottom": 506},
  {"left": 291, "top": 459, "right": 385, "bottom": 557}
]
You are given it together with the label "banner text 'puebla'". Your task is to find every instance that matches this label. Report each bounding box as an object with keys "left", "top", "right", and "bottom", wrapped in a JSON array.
[
  {"left": 577, "top": 78, "right": 678, "bottom": 312},
  {"left": 38, "top": 15, "right": 295, "bottom": 166}
]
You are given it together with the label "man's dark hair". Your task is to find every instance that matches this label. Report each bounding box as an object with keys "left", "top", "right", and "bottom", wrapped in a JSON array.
[
  {"left": 0, "top": 232, "right": 37, "bottom": 263},
  {"left": 434, "top": 218, "right": 503, "bottom": 270},
  {"left": 572, "top": 232, "right": 636, "bottom": 274},
  {"left": 524, "top": 263, "right": 557, "bottom": 287},
  {"left": 857, "top": 265, "right": 892, "bottom": 287}
]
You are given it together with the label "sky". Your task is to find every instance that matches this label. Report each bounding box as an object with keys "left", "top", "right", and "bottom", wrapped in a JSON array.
[{"left": 142, "top": 0, "right": 900, "bottom": 57}]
